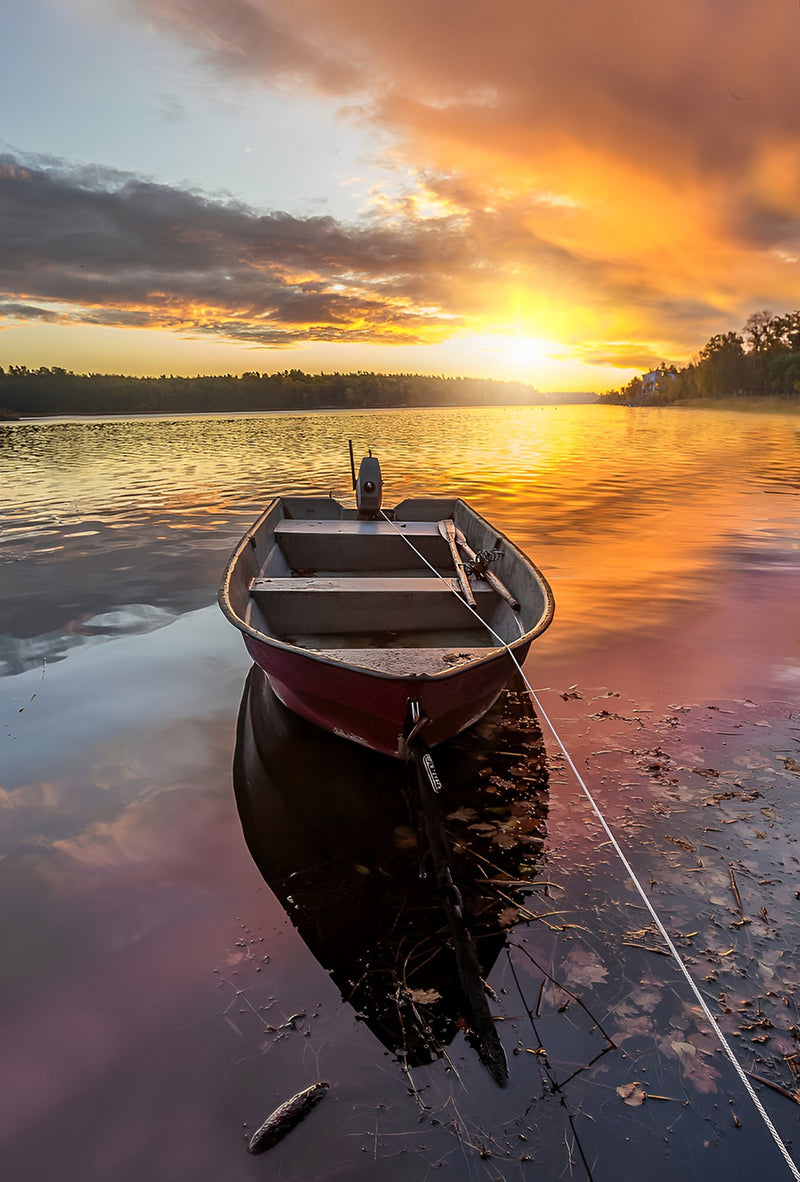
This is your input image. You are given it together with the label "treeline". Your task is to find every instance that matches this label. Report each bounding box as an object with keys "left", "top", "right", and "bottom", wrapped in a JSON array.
[
  {"left": 599, "top": 310, "right": 800, "bottom": 405},
  {"left": 0, "top": 367, "right": 543, "bottom": 418}
]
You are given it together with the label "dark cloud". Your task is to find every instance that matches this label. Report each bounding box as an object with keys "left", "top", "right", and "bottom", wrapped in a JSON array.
[
  {"left": 138, "top": 0, "right": 365, "bottom": 94},
  {"left": 729, "top": 198, "right": 800, "bottom": 252},
  {"left": 1, "top": 152, "right": 662, "bottom": 350},
  {"left": 0, "top": 302, "right": 61, "bottom": 323},
  {"left": 0, "top": 155, "right": 478, "bottom": 345}
]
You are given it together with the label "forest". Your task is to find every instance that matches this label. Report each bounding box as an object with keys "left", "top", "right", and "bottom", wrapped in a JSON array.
[
  {"left": 0, "top": 368, "right": 549, "bottom": 418},
  {"left": 599, "top": 310, "right": 800, "bottom": 406}
]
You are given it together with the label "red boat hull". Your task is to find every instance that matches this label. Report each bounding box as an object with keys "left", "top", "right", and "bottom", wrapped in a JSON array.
[
  {"left": 243, "top": 633, "right": 531, "bottom": 759},
  {"left": 221, "top": 489, "right": 554, "bottom": 758}
]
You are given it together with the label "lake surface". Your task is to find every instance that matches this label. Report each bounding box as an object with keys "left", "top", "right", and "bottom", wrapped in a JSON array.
[{"left": 1, "top": 404, "right": 799, "bottom": 1181}]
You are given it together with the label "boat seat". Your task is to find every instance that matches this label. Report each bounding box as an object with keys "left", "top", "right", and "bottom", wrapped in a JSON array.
[
  {"left": 300, "top": 647, "right": 500, "bottom": 676},
  {"left": 274, "top": 519, "right": 451, "bottom": 570},
  {"left": 276, "top": 520, "right": 442, "bottom": 536},
  {"left": 248, "top": 575, "right": 496, "bottom": 635}
]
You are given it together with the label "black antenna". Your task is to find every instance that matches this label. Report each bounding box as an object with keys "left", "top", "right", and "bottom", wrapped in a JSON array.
[{"left": 348, "top": 439, "right": 357, "bottom": 489}]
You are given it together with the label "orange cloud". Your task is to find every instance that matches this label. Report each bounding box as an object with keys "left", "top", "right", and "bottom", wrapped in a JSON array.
[{"left": 130, "top": 0, "right": 800, "bottom": 371}]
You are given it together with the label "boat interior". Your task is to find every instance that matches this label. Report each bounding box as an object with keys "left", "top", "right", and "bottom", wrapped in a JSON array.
[{"left": 221, "top": 493, "right": 544, "bottom": 675}]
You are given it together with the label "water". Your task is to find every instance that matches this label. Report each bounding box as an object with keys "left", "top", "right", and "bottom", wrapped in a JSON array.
[{"left": 1, "top": 405, "right": 799, "bottom": 1180}]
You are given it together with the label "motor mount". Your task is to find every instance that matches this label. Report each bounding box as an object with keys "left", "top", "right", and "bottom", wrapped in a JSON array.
[{"left": 356, "top": 453, "right": 382, "bottom": 517}]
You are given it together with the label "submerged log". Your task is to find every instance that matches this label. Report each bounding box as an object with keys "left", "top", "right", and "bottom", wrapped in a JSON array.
[{"left": 247, "top": 1081, "right": 330, "bottom": 1154}]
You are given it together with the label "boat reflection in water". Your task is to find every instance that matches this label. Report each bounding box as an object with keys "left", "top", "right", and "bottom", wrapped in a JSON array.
[{"left": 233, "top": 666, "right": 549, "bottom": 1082}]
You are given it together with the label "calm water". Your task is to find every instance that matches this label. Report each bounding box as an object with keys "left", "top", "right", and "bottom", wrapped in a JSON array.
[{"left": 1, "top": 405, "right": 799, "bottom": 1181}]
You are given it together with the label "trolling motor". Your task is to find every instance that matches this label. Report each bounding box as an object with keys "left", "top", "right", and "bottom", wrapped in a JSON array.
[{"left": 349, "top": 439, "right": 383, "bottom": 518}]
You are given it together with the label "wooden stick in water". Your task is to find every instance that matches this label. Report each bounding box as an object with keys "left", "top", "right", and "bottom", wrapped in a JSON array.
[
  {"left": 248, "top": 1082, "right": 329, "bottom": 1153},
  {"left": 454, "top": 527, "right": 520, "bottom": 611},
  {"left": 437, "top": 519, "right": 477, "bottom": 606}
]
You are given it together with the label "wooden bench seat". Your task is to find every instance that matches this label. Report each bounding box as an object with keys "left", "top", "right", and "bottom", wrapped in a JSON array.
[
  {"left": 249, "top": 574, "right": 495, "bottom": 635},
  {"left": 274, "top": 519, "right": 450, "bottom": 571}
]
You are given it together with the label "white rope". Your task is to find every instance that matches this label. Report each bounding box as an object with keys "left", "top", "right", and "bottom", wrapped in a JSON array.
[{"left": 379, "top": 509, "right": 800, "bottom": 1180}]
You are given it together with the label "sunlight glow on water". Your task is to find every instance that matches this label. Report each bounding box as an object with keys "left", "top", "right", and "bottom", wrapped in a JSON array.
[{"left": 1, "top": 405, "right": 797, "bottom": 677}]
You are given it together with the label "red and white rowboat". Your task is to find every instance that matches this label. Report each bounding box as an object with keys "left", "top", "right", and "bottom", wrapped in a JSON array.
[{"left": 219, "top": 452, "right": 554, "bottom": 758}]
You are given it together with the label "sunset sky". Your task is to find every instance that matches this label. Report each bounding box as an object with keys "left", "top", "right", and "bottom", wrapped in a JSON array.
[{"left": 2, "top": 0, "right": 799, "bottom": 391}]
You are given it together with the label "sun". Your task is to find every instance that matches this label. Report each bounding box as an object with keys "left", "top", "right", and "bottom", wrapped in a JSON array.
[{"left": 506, "top": 336, "right": 550, "bottom": 369}]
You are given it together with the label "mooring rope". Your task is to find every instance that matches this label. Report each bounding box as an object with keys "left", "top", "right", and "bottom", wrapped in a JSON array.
[{"left": 379, "top": 508, "right": 800, "bottom": 1181}]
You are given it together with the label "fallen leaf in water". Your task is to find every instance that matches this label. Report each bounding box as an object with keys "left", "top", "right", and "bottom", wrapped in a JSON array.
[
  {"left": 629, "top": 979, "right": 665, "bottom": 1011},
  {"left": 667, "top": 1038, "right": 720, "bottom": 1093},
  {"left": 670, "top": 1039, "right": 696, "bottom": 1063},
  {"left": 692, "top": 767, "right": 719, "bottom": 778},
  {"left": 492, "top": 830, "right": 522, "bottom": 850},
  {"left": 783, "top": 758, "right": 800, "bottom": 775},
  {"left": 407, "top": 988, "right": 441, "bottom": 1005},
  {"left": 562, "top": 946, "right": 608, "bottom": 988},
  {"left": 665, "top": 835, "right": 697, "bottom": 853},
  {"left": 611, "top": 1014, "right": 655, "bottom": 1044},
  {"left": 447, "top": 807, "right": 478, "bottom": 823},
  {"left": 689, "top": 1030, "right": 716, "bottom": 1055},
  {"left": 703, "top": 787, "right": 763, "bottom": 805},
  {"left": 616, "top": 1082, "right": 646, "bottom": 1106}
]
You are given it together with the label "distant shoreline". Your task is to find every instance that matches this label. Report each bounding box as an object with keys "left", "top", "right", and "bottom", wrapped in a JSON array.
[
  {"left": 5, "top": 395, "right": 799, "bottom": 424},
  {"left": 0, "top": 368, "right": 596, "bottom": 418},
  {"left": 672, "top": 396, "right": 800, "bottom": 414},
  {"left": 613, "top": 396, "right": 800, "bottom": 415},
  {"left": 6, "top": 397, "right": 798, "bottom": 425},
  {"left": 1, "top": 400, "right": 593, "bottom": 425}
]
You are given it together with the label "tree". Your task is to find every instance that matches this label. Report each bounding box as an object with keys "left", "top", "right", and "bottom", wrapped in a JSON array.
[
  {"left": 743, "top": 310, "right": 778, "bottom": 353},
  {"left": 696, "top": 331, "right": 749, "bottom": 398}
]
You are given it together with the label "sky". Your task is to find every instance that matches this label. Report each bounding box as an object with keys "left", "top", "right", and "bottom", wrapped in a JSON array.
[{"left": 1, "top": 0, "right": 799, "bottom": 391}]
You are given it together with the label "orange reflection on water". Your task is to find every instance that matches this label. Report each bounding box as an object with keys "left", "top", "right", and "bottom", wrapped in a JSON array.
[{"left": 2, "top": 405, "right": 798, "bottom": 683}]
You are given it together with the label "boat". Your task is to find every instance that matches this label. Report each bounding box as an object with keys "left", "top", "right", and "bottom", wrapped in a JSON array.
[{"left": 219, "top": 448, "right": 554, "bottom": 759}]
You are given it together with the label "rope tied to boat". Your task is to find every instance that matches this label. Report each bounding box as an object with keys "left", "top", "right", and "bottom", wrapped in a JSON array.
[
  {"left": 378, "top": 508, "right": 800, "bottom": 1182},
  {"left": 461, "top": 546, "right": 502, "bottom": 578}
]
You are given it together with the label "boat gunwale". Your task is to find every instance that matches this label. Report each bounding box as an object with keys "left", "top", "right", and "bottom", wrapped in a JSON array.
[{"left": 218, "top": 495, "right": 555, "bottom": 683}]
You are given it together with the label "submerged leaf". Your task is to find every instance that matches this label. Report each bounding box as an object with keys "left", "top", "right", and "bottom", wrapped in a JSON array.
[
  {"left": 407, "top": 988, "right": 441, "bottom": 1005},
  {"left": 562, "top": 946, "right": 608, "bottom": 988},
  {"left": 670, "top": 1039, "right": 696, "bottom": 1064},
  {"left": 446, "top": 807, "right": 478, "bottom": 822},
  {"left": 667, "top": 1038, "right": 720, "bottom": 1093}
]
